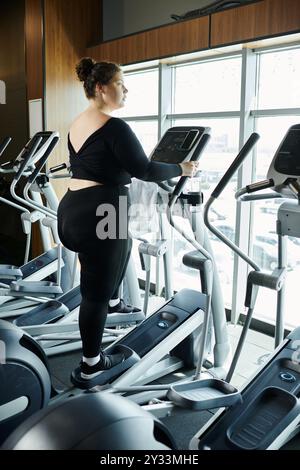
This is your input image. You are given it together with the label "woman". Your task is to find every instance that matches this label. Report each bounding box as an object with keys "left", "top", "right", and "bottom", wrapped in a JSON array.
[{"left": 57, "top": 58, "right": 199, "bottom": 380}]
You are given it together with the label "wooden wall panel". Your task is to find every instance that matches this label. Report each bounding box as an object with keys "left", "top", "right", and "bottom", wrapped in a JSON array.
[
  {"left": 0, "top": 0, "right": 30, "bottom": 265},
  {"left": 211, "top": 0, "right": 300, "bottom": 47},
  {"left": 87, "top": 16, "right": 210, "bottom": 65},
  {"left": 44, "top": 0, "right": 101, "bottom": 200},
  {"left": 25, "top": 0, "right": 43, "bottom": 101},
  {"left": 0, "top": 1, "right": 28, "bottom": 158}
]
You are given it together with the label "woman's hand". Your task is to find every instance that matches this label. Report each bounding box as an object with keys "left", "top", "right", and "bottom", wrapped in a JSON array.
[{"left": 179, "top": 161, "right": 201, "bottom": 177}]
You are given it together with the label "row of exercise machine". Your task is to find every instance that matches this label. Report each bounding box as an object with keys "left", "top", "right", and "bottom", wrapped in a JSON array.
[
  {"left": 0, "top": 134, "right": 146, "bottom": 355},
  {"left": 0, "top": 123, "right": 299, "bottom": 449}
]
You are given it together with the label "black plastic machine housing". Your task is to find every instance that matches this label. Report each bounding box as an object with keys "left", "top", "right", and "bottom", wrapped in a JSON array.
[{"left": 194, "top": 328, "right": 300, "bottom": 450}]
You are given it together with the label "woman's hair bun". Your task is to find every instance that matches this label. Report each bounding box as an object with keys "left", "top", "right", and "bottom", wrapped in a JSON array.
[{"left": 76, "top": 57, "right": 96, "bottom": 81}]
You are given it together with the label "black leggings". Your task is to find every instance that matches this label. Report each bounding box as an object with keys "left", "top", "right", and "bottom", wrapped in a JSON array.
[{"left": 57, "top": 185, "right": 131, "bottom": 357}]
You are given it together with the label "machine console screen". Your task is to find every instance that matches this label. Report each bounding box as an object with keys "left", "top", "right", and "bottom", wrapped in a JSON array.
[
  {"left": 152, "top": 129, "right": 200, "bottom": 163},
  {"left": 274, "top": 129, "right": 300, "bottom": 176}
]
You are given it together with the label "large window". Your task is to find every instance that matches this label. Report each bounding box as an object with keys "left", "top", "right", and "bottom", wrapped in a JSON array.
[
  {"left": 170, "top": 55, "right": 242, "bottom": 306},
  {"left": 119, "top": 42, "right": 300, "bottom": 333},
  {"left": 126, "top": 120, "right": 159, "bottom": 285},
  {"left": 172, "top": 118, "right": 239, "bottom": 306},
  {"left": 250, "top": 49, "right": 300, "bottom": 329},
  {"left": 116, "top": 69, "right": 159, "bottom": 118},
  {"left": 127, "top": 121, "right": 158, "bottom": 156},
  {"left": 174, "top": 57, "right": 241, "bottom": 113},
  {"left": 258, "top": 49, "right": 300, "bottom": 109},
  {"left": 114, "top": 69, "right": 159, "bottom": 286}
]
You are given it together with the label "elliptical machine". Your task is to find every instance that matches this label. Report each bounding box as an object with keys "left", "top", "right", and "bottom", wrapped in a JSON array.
[{"left": 191, "top": 123, "right": 300, "bottom": 450}]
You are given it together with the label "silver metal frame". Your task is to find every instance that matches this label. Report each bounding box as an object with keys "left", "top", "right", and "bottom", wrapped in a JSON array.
[{"left": 231, "top": 48, "right": 257, "bottom": 323}]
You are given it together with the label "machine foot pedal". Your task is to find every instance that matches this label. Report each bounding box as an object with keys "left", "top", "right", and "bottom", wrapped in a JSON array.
[
  {"left": 167, "top": 378, "right": 242, "bottom": 410},
  {"left": 227, "top": 386, "right": 300, "bottom": 449},
  {"left": 71, "top": 345, "right": 140, "bottom": 389}
]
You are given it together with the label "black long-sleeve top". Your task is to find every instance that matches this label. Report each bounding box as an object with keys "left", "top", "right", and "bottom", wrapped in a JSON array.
[{"left": 68, "top": 117, "right": 182, "bottom": 185}]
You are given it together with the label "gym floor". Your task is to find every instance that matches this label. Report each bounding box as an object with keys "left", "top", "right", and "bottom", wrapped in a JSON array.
[{"left": 48, "top": 298, "right": 274, "bottom": 450}]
